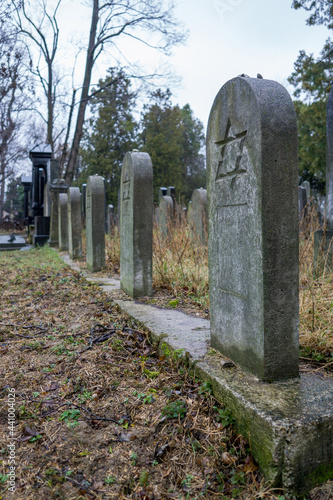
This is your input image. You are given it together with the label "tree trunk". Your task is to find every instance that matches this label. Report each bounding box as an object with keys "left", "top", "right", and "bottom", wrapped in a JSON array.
[{"left": 64, "top": 0, "right": 98, "bottom": 186}]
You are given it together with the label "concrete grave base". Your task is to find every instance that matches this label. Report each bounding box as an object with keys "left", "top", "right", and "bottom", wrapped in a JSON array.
[
  {"left": 60, "top": 252, "right": 333, "bottom": 497},
  {"left": 0, "top": 235, "right": 27, "bottom": 251}
]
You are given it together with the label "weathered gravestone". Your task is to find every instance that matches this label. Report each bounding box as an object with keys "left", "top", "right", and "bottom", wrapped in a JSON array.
[
  {"left": 301, "top": 180, "right": 310, "bottom": 201},
  {"left": 298, "top": 185, "right": 308, "bottom": 222},
  {"left": 107, "top": 204, "right": 115, "bottom": 235},
  {"left": 159, "top": 194, "right": 173, "bottom": 238},
  {"left": 120, "top": 151, "right": 153, "bottom": 297},
  {"left": 188, "top": 188, "right": 207, "bottom": 244},
  {"left": 58, "top": 193, "right": 69, "bottom": 251},
  {"left": 49, "top": 179, "right": 68, "bottom": 247},
  {"left": 86, "top": 176, "right": 105, "bottom": 272},
  {"left": 68, "top": 187, "right": 82, "bottom": 260},
  {"left": 207, "top": 75, "right": 299, "bottom": 381},
  {"left": 314, "top": 86, "right": 333, "bottom": 274}
]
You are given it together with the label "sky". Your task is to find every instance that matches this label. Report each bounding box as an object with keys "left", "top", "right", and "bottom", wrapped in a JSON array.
[
  {"left": 24, "top": 0, "right": 333, "bottom": 144},
  {"left": 169, "top": 0, "right": 329, "bottom": 130}
]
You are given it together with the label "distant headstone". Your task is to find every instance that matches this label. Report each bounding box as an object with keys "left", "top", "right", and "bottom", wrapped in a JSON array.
[
  {"left": 120, "top": 151, "right": 153, "bottom": 297},
  {"left": 86, "top": 176, "right": 105, "bottom": 272},
  {"left": 81, "top": 183, "right": 87, "bottom": 218},
  {"left": 58, "top": 193, "right": 69, "bottom": 251},
  {"left": 207, "top": 75, "right": 299, "bottom": 381},
  {"left": 301, "top": 180, "right": 311, "bottom": 201},
  {"left": 189, "top": 188, "right": 207, "bottom": 244},
  {"left": 313, "top": 87, "right": 333, "bottom": 274},
  {"left": 49, "top": 179, "right": 68, "bottom": 247},
  {"left": 159, "top": 187, "right": 167, "bottom": 199},
  {"left": 326, "top": 87, "right": 333, "bottom": 228},
  {"left": 159, "top": 195, "right": 173, "bottom": 238},
  {"left": 107, "top": 204, "right": 115, "bottom": 234},
  {"left": 68, "top": 187, "right": 82, "bottom": 259},
  {"left": 298, "top": 186, "right": 308, "bottom": 219}
]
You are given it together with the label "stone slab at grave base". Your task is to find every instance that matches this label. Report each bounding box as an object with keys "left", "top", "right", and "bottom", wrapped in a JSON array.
[
  {"left": 0, "top": 235, "right": 26, "bottom": 251},
  {"left": 59, "top": 252, "right": 333, "bottom": 497}
]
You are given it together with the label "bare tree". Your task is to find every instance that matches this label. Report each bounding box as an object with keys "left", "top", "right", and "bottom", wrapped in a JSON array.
[
  {"left": 63, "top": 0, "right": 186, "bottom": 185},
  {"left": 0, "top": 32, "right": 34, "bottom": 217},
  {"left": 3, "top": 0, "right": 185, "bottom": 186},
  {"left": 2, "top": 0, "right": 62, "bottom": 156}
]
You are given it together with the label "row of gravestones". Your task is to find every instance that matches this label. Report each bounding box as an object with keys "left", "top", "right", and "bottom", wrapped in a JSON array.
[
  {"left": 118, "top": 75, "right": 299, "bottom": 382},
  {"left": 48, "top": 75, "right": 333, "bottom": 383},
  {"left": 49, "top": 177, "right": 108, "bottom": 273}
]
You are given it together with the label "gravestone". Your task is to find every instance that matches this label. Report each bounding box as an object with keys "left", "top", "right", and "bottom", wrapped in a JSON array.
[
  {"left": 159, "top": 195, "right": 173, "bottom": 238},
  {"left": 314, "top": 87, "right": 333, "bottom": 274},
  {"left": 58, "top": 193, "right": 69, "bottom": 251},
  {"left": 298, "top": 185, "right": 308, "bottom": 220},
  {"left": 68, "top": 187, "right": 82, "bottom": 259},
  {"left": 49, "top": 179, "right": 68, "bottom": 246},
  {"left": 159, "top": 187, "right": 167, "bottom": 200},
  {"left": 301, "top": 180, "right": 311, "bottom": 201},
  {"left": 107, "top": 204, "right": 115, "bottom": 235},
  {"left": 189, "top": 188, "right": 207, "bottom": 244},
  {"left": 207, "top": 75, "right": 299, "bottom": 381},
  {"left": 326, "top": 86, "right": 333, "bottom": 228},
  {"left": 86, "top": 176, "right": 105, "bottom": 272},
  {"left": 81, "top": 183, "right": 87, "bottom": 218},
  {"left": 120, "top": 151, "right": 153, "bottom": 297}
]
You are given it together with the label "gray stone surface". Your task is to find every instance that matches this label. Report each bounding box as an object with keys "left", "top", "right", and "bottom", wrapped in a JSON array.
[
  {"left": 298, "top": 185, "right": 308, "bottom": 219},
  {"left": 188, "top": 188, "right": 207, "bottom": 244},
  {"left": 58, "top": 193, "right": 69, "bottom": 251},
  {"left": 0, "top": 235, "right": 26, "bottom": 251},
  {"left": 86, "top": 175, "right": 105, "bottom": 272},
  {"left": 68, "top": 187, "right": 82, "bottom": 260},
  {"left": 120, "top": 151, "right": 153, "bottom": 297},
  {"left": 301, "top": 180, "right": 311, "bottom": 200},
  {"left": 159, "top": 195, "right": 173, "bottom": 238},
  {"left": 49, "top": 179, "right": 68, "bottom": 247},
  {"left": 326, "top": 87, "right": 333, "bottom": 228},
  {"left": 207, "top": 76, "right": 299, "bottom": 381},
  {"left": 60, "top": 253, "right": 333, "bottom": 497}
]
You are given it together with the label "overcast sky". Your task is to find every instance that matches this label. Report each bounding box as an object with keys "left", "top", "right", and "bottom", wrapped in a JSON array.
[
  {"left": 168, "top": 0, "right": 330, "bottom": 130},
  {"left": 52, "top": 0, "right": 330, "bottom": 132}
]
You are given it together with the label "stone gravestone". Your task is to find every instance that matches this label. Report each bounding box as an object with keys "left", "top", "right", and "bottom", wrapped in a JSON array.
[
  {"left": 86, "top": 176, "right": 105, "bottom": 272},
  {"left": 298, "top": 185, "right": 308, "bottom": 221},
  {"left": 302, "top": 180, "right": 311, "bottom": 201},
  {"left": 58, "top": 193, "right": 69, "bottom": 251},
  {"left": 314, "top": 86, "right": 333, "bottom": 274},
  {"left": 159, "top": 194, "right": 173, "bottom": 238},
  {"left": 68, "top": 187, "right": 82, "bottom": 260},
  {"left": 107, "top": 204, "right": 115, "bottom": 235},
  {"left": 189, "top": 188, "right": 207, "bottom": 244},
  {"left": 207, "top": 75, "right": 299, "bottom": 381},
  {"left": 120, "top": 151, "right": 153, "bottom": 297},
  {"left": 49, "top": 179, "right": 68, "bottom": 247}
]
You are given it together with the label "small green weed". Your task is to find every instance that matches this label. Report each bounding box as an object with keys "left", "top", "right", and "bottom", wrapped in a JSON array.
[
  {"left": 139, "top": 470, "right": 149, "bottom": 487},
  {"left": 105, "top": 475, "right": 117, "bottom": 484},
  {"left": 214, "top": 406, "right": 235, "bottom": 427},
  {"left": 130, "top": 452, "right": 138, "bottom": 465},
  {"left": 162, "top": 400, "right": 187, "bottom": 420}
]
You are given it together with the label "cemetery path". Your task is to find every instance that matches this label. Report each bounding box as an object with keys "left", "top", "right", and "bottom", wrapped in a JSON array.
[{"left": 0, "top": 246, "right": 332, "bottom": 500}]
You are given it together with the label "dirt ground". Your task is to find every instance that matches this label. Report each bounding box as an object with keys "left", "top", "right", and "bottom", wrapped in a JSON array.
[{"left": 0, "top": 246, "right": 332, "bottom": 500}]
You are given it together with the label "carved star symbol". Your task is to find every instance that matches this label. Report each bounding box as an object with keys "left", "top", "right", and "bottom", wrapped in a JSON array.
[{"left": 215, "top": 119, "right": 247, "bottom": 188}]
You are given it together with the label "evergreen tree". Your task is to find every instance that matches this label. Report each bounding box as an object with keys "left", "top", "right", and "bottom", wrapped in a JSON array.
[
  {"left": 141, "top": 90, "right": 205, "bottom": 202},
  {"left": 79, "top": 68, "right": 139, "bottom": 206}
]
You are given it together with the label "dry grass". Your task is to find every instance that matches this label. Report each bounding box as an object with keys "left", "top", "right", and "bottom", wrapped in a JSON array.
[
  {"left": 105, "top": 201, "right": 333, "bottom": 367},
  {"left": 299, "top": 203, "right": 333, "bottom": 364},
  {"left": 0, "top": 246, "right": 283, "bottom": 499}
]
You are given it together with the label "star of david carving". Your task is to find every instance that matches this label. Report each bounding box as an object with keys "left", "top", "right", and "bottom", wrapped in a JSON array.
[{"left": 215, "top": 119, "right": 247, "bottom": 188}]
